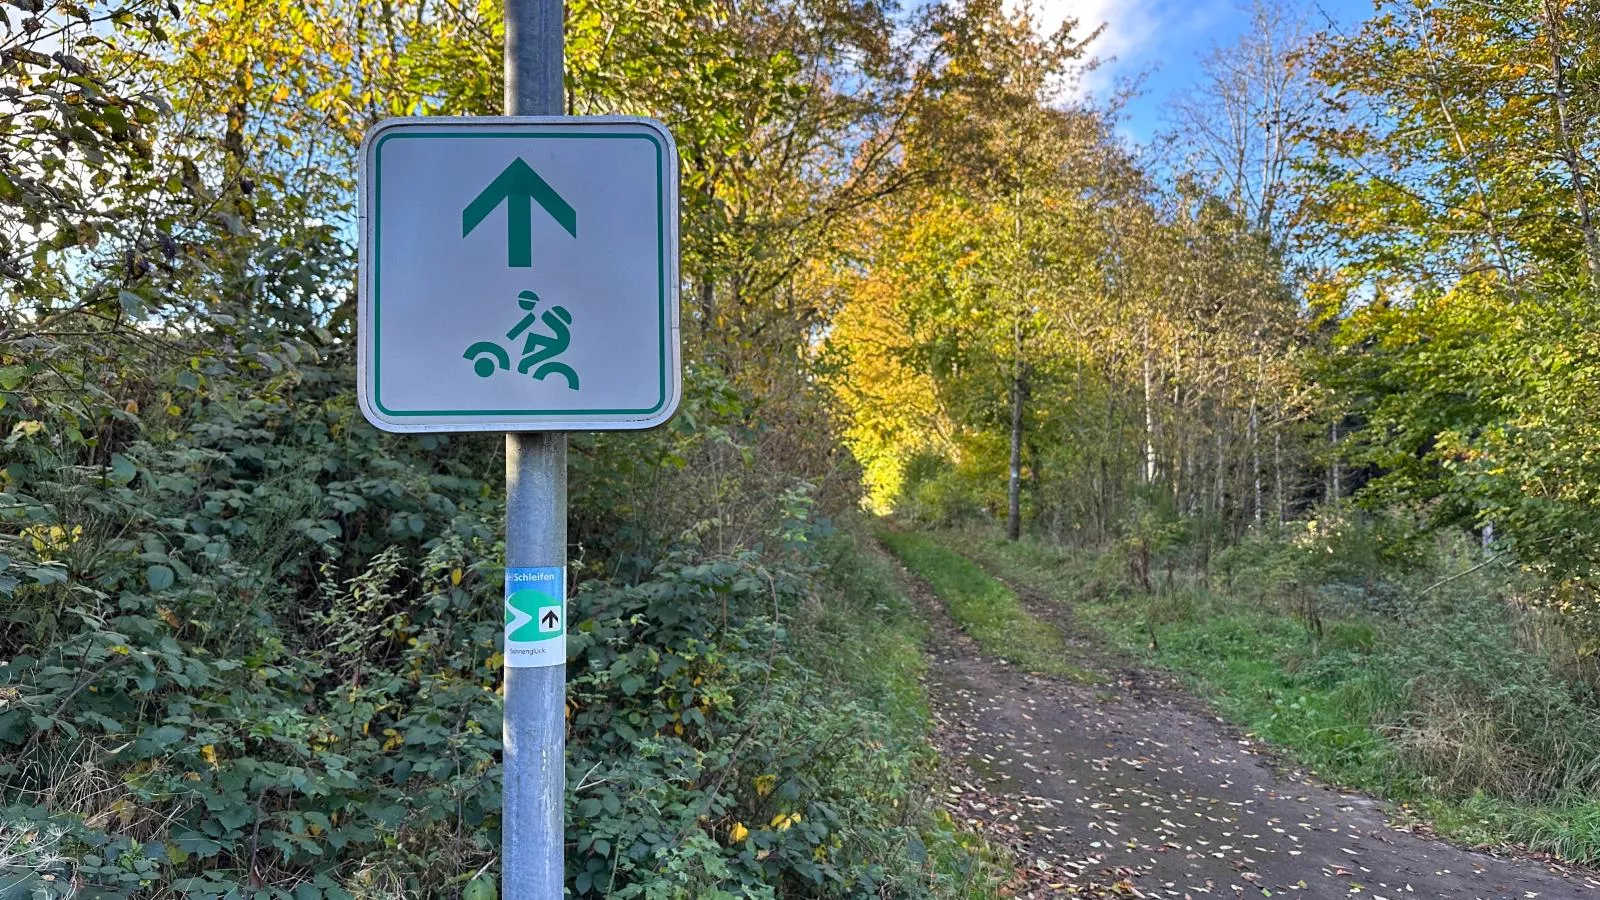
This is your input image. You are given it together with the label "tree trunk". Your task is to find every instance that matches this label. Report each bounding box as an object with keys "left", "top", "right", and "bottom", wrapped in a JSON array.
[
  {"left": 1142, "top": 325, "right": 1156, "bottom": 484},
  {"left": 1104, "top": 376, "right": 1125, "bottom": 536},
  {"left": 1329, "top": 420, "right": 1342, "bottom": 505},
  {"left": 1183, "top": 426, "right": 1196, "bottom": 515},
  {"left": 1273, "top": 427, "right": 1284, "bottom": 526},
  {"left": 698, "top": 280, "right": 714, "bottom": 341},
  {"left": 1007, "top": 184, "right": 1026, "bottom": 543},
  {"left": 1173, "top": 438, "right": 1184, "bottom": 508},
  {"left": 1026, "top": 437, "right": 1044, "bottom": 532},
  {"left": 1007, "top": 350, "right": 1025, "bottom": 542},
  {"left": 1541, "top": 0, "right": 1600, "bottom": 285},
  {"left": 1172, "top": 344, "right": 1184, "bottom": 506},
  {"left": 1250, "top": 395, "right": 1262, "bottom": 526},
  {"left": 1214, "top": 425, "right": 1225, "bottom": 518}
]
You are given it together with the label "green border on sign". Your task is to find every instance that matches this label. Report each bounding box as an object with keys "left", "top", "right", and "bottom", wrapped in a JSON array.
[{"left": 371, "top": 130, "right": 669, "bottom": 417}]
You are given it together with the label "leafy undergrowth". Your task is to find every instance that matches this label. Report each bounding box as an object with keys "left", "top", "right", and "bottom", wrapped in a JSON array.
[
  {"left": 875, "top": 529, "right": 1097, "bottom": 683},
  {"left": 0, "top": 324, "right": 1007, "bottom": 899},
  {"left": 1, "top": 519, "right": 1010, "bottom": 898},
  {"left": 943, "top": 528, "right": 1600, "bottom": 868}
]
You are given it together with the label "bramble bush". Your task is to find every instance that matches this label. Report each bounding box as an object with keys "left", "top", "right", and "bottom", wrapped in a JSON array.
[{"left": 0, "top": 302, "right": 987, "bottom": 898}]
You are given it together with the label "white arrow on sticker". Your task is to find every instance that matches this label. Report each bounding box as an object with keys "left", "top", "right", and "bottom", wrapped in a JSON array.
[{"left": 505, "top": 596, "right": 535, "bottom": 639}]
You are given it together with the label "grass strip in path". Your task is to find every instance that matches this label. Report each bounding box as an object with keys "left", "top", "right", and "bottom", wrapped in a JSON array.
[
  {"left": 877, "top": 528, "right": 1095, "bottom": 682},
  {"left": 946, "top": 530, "right": 1412, "bottom": 787}
]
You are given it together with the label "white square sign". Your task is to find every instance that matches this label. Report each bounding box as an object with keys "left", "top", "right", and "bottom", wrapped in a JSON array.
[{"left": 356, "top": 117, "right": 681, "bottom": 432}]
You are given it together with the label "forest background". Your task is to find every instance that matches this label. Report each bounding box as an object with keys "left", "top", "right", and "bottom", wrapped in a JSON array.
[{"left": 5, "top": 0, "right": 1600, "bottom": 896}]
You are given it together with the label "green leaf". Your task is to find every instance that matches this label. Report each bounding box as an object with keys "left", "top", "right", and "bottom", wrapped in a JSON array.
[
  {"left": 217, "top": 803, "right": 252, "bottom": 831},
  {"left": 0, "top": 366, "right": 24, "bottom": 390},
  {"left": 119, "top": 289, "right": 146, "bottom": 319},
  {"left": 172, "top": 831, "right": 222, "bottom": 858},
  {"left": 29, "top": 564, "right": 67, "bottom": 586},
  {"left": 462, "top": 876, "right": 496, "bottom": 900},
  {"left": 110, "top": 453, "right": 137, "bottom": 485},
  {"left": 905, "top": 833, "right": 927, "bottom": 864},
  {"left": 146, "top": 564, "right": 175, "bottom": 591}
]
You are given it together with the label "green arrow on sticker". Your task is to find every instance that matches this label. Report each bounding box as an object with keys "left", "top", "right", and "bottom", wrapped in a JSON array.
[{"left": 462, "top": 157, "right": 578, "bottom": 268}]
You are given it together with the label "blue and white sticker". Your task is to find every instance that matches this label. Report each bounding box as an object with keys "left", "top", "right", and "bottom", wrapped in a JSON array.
[{"left": 504, "top": 566, "right": 566, "bottom": 668}]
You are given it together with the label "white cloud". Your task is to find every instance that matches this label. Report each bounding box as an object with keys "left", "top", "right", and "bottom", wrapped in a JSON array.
[
  {"left": 1006, "top": 0, "right": 1227, "bottom": 99},
  {"left": 1007, "top": 0, "right": 1159, "bottom": 95}
]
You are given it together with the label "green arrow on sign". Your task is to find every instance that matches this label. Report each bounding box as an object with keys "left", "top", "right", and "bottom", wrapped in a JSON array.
[{"left": 462, "top": 157, "right": 577, "bottom": 268}]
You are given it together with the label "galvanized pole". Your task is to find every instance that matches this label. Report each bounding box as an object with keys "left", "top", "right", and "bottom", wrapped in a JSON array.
[
  {"left": 502, "top": 433, "right": 565, "bottom": 896},
  {"left": 503, "top": 0, "right": 567, "bottom": 895}
]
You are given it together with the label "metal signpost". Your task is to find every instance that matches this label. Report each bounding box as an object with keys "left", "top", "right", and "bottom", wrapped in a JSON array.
[{"left": 355, "top": 0, "right": 680, "bottom": 893}]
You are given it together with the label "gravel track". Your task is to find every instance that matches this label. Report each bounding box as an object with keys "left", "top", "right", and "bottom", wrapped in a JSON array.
[{"left": 887, "top": 544, "right": 1600, "bottom": 900}]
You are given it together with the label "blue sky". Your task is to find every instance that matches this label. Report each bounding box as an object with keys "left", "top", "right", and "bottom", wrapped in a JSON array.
[{"left": 1031, "top": 0, "right": 1376, "bottom": 145}]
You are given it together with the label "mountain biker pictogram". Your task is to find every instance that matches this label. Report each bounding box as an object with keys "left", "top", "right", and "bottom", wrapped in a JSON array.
[{"left": 464, "top": 290, "right": 580, "bottom": 390}]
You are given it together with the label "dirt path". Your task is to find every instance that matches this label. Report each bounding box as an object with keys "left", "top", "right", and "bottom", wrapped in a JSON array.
[{"left": 889, "top": 548, "right": 1600, "bottom": 900}]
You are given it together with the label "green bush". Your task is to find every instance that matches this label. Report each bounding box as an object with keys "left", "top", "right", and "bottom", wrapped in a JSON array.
[
  {"left": 563, "top": 548, "right": 961, "bottom": 898},
  {"left": 0, "top": 320, "right": 990, "bottom": 897},
  {"left": 895, "top": 454, "right": 987, "bottom": 528}
]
